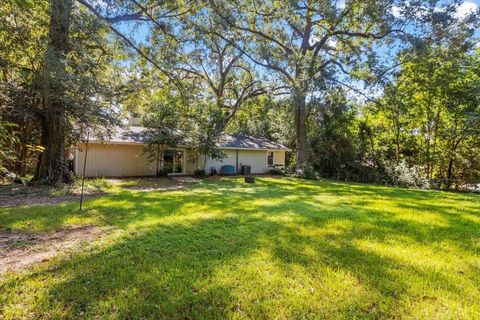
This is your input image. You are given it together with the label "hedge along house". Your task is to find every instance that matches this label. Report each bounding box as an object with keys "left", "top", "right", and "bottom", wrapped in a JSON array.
[{"left": 74, "top": 126, "right": 290, "bottom": 177}]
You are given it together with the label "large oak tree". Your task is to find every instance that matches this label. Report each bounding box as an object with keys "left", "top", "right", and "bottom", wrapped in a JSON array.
[{"left": 208, "top": 0, "right": 412, "bottom": 164}]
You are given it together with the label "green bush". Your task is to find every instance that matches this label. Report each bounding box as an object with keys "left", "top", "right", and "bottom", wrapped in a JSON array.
[
  {"left": 156, "top": 169, "right": 170, "bottom": 178},
  {"left": 384, "top": 160, "right": 428, "bottom": 189},
  {"left": 194, "top": 169, "right": 207, "bottom": 179},
  {"left": 268, "top": 164, "right": 285, "bottom": 175},
  {"left": 293, "top": 163, "right": 318, "bottom": 180}
]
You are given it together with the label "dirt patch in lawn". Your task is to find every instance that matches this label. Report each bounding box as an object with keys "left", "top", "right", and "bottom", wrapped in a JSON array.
[
  {"left": 119, "top": 177, "right": 200, "bottom": 192},
  {"left": 0, "top": 225, "right": 113, "bottom": 275},
  {"left": 0, "top": 185, "right": 106, "bottom": 209},
  {"left": 0, "top": 192, "right": 104, "bottom": 209}
]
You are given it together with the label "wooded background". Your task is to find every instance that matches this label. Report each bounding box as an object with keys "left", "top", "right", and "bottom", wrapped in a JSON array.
[{"left": 1, "top": 0, "right": 479, "bottom": 189}]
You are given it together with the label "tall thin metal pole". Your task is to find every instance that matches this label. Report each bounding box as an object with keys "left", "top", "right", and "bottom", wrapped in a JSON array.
[{"left": 79, "top": 131, "right": 90, "bottom": 211}]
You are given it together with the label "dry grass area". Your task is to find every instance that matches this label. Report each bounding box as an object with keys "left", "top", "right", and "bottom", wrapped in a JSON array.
[
  {"left": 115, "top": 177, "right": 198, "bottom": 191},
  {"left": 0, "top": 225, "right": 114, "bottom": 274},
  {"left": 0, "top": 177, "right": 202, "bottom": 208},
  {"left": 0, "top": 177, "right": 198, "bottom": 275},
  {"left": 0, "top": 179, "right": 110, "bottom": 208}
]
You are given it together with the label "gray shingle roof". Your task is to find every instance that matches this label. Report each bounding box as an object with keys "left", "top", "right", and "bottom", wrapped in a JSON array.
[
  {"left": 217, "top": 134, "right": 289, "bottom": 150},
  {"left": 89, "top": 126, "right": 290, "bottom": 151}
]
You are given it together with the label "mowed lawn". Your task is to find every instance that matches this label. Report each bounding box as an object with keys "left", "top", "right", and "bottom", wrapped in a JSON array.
[{"left": 1, "top": 177, "right": 480, "bottom": 319}]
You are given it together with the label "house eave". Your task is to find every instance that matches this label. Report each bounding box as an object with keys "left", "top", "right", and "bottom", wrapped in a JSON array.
[{"left": 79, "top": 140, "right": 290, "bottom": 152}]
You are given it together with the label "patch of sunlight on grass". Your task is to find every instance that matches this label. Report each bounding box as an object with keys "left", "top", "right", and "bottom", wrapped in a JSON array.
[
  {"left": 263, "top": 213, "right": 297, "bottom": 223},
  {"left": 355, "top": 239, "right": 465, "bottom": 272},
  {"left": 207, "top": 247, "right": 372, "bottom": 318},
  {"left": 61, "top": 214, "right": 100, "bottom": 227},
  {"left": 396, "top": 211, "right": 450, "bottom": 227},
  {"left": 250, "top": 197, "right": 285, "bottom": 207},
  {"left": 462, "top": 214, "right": 480, "bottom": 224},
  {"left": 367, "top": 199, "right": 451, "bottom": 226},
  {"left": 222, "top": 186, "right": 258, "bottom": 194},
  {"left": 302, "top": 219, "right": 354, "bottom": 237}
]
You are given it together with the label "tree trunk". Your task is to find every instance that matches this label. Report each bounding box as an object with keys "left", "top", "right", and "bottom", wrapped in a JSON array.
[
  {"left": 32, "top": 0, "right": 73, "bottom": 185},
  {"left": 203, "top": 153, "right": 208, "bottom": 172},
  {"left": 393, "top": 114, "right": 401, "bottom": 165},
  {"left": 446, "top": 139, "right": 461, "bottom": 188},
  {"left": 34, "top": 119, "right": 48, "bottom": 180},
  {"left": 18, "top": 120, "right": 29, "bottom": 177},
  {"left": 425, "top": 136, "right": 431, "bottom": 180},
  {"left": 157, "top": 143, "right": 165, "bottom": 175},
  {"left": 156, "top": 143, "right": 160, "bottom": 175},
  {"left": 293, "top": 88, "right": 308, "bottom": 165}
]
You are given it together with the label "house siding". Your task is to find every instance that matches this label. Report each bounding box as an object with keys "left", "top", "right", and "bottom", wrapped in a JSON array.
[
  {"left": 74, "top": 143, "right": 286, "bottom": 177},
  {"left": 75, "top": 143, "right": 188, "bottom": 177},
  {"left": 75, "top": 143, "right": 157, "bottom": 177},
  {"left": 204, "top": 149, "right": 286, "bottom": 174},
  {"left": 237, "top": 150, "right": 268, "bottom": 173},
  {"left": 185, "top": 151, "right": 201, "bottom": 175},
  {"left": 274, "top": 150, "right": 286, "bottom": 167},
  {"left": 205, "top": 149, "right": 237, "bottom": 174}
]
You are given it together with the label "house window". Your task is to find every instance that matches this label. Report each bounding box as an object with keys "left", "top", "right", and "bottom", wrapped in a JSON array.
[
  {"left": 163, "top": 150, "right": 183, "bottom": 174},
  {"left": 267, "top": 151, "right": 274, "bottom": 166}
]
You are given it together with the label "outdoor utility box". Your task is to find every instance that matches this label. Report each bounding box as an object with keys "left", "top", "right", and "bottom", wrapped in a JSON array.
[
  {"left": 241, "top": 165, "right": 251, "bottom": 175},
  {"left": 245, "top": 176, "right": 255, "bottom": 183}
]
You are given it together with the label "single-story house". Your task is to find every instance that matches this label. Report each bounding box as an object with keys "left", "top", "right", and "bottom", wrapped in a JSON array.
[{"left": 74, "top": 126, "right": 290, "bottom": 177}]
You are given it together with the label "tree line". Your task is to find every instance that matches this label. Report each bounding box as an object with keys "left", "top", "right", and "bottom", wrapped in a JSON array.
[{"left": 0, "top": 0, "right": 478, "bottom": 189}]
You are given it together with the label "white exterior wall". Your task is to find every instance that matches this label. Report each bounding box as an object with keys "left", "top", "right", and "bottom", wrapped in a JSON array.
[
  {"left": 205, "top": 149, "right": 286, "bottom": 174},
  {"left": 205, "top": 149, "right": 237, "bottom": 173},
  {"left": 237, "top": 150, "right": 268, "bottom": 173}
]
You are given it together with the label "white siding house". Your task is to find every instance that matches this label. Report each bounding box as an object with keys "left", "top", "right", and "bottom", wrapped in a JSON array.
[{"left": 74, "top": 127, "right": 289, "bottom": 177}]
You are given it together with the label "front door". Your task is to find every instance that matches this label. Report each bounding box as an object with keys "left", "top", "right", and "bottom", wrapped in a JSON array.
[{"left": 164, "top": 150, "right": 183, "bottom": 174}]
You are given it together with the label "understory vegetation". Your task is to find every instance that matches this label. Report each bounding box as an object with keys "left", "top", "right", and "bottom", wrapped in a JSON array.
[{"left": 1, "top": 177, "right": 479, "bottom": 319}]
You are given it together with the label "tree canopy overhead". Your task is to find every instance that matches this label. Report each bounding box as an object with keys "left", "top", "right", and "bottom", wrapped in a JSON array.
[
  {"left": 207, "top": 0, "right": 414, "bottom": 164},
  {"left": 0, "top": 0, "right": 479, "bottom": 188}
]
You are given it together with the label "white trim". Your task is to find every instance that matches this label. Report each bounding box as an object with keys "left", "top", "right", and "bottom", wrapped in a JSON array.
[
  {"left": 86, "top": 140, "right": 144, "bottom": 145},
  {"left": 80, "top": 141, "right": 292, "bottom": 152},
  {"left": 218, "top": 146, "right": 290, "bottom": 151}
]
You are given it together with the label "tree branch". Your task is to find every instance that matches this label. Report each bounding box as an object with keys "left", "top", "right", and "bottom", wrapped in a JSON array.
[
  {"left": 330, "top": 78, "right": 384, "bottom": 107},
  {"left": 76, "top": 0, "right": 183, "bottom": 93},
  {"left": 209, "top": 0, "right": 294, "bottom": 55},
  {"left": 76, "top": 0, "right": 146, "bottom": 23},
  {"left": 201, "top": 28, "right": 295, "bottom": 83},
  {"left": 130, "top": 0, "right": 178, "bottom": 41},
  {"left": 331, "top": 28, "right": 405, "bottom": 39}
]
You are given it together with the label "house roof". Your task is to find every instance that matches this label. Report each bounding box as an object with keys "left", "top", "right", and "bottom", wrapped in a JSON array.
[
  {"left": 217, "top": 134, "right": 290, "bottom": 151},
  {"left": 88, "top": 126, "right": 290, "bottom": 151}
]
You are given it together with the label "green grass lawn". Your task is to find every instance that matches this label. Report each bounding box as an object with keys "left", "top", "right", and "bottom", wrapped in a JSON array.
[{"left": 1, "top": 177, "right": 480, "bottom": 319}]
